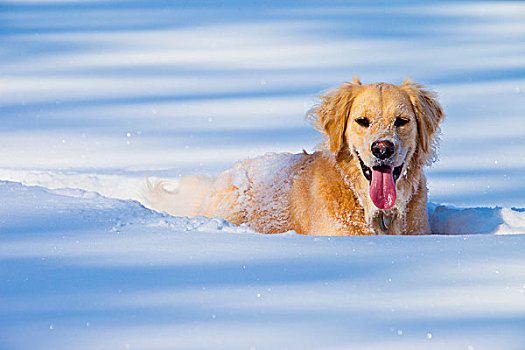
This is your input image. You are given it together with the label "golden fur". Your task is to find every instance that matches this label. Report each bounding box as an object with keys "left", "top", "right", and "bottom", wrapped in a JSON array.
[{"left": 145, "top": 78, "right": 444, "bottom": 235}]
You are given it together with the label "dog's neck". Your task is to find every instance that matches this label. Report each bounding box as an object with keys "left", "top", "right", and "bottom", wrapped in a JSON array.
[{"left": 332, "top": 146, "right": 426, "bottom": 234}]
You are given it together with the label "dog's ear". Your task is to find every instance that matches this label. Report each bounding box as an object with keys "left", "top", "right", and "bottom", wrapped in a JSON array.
[
  {"left": 310, "top": 82, "right": 361, "bottom": 153},
  {"left": 402, "top": 80, "right": 445, "bottom": 154}
]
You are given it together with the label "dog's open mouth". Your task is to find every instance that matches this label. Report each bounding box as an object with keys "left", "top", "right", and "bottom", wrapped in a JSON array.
[{"left": 357, "top": 153, "right": 404, "bottom": 210}]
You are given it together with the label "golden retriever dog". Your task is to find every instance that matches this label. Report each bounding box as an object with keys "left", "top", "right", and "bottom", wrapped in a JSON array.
[{"left": 144, "top": 78, "right": 444, "bottom": 235}]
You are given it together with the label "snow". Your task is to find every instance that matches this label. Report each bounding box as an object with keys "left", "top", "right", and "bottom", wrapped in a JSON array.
[
  {"left": 2, "top": 181, "right": 525, "bottom": 350},
  {"left": 1, "top": 0, "right": 525, "bottom": 349}
]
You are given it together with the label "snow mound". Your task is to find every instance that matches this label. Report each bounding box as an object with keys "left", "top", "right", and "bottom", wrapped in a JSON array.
[
  {"left": 430, "top": 205, "right": 525, "bottom": 235},
  {"left": 0, "top": 181, "right": 255, "bottom": 236}
]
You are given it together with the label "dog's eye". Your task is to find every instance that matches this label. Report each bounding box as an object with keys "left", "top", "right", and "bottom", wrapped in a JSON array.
[
  {"left": 394, "top": 117, "right": 410, "bottom": 127},
  {"left": 355, "top": 117, "right": 370, "bottom": 127}
]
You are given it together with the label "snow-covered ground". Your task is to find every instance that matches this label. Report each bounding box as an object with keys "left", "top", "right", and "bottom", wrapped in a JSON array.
[
  {"left": 2, "top": 181, "right": 525, "bottom": 350},
  {"left": 1, "top": 1, "right": 525, "bottom": 349}
]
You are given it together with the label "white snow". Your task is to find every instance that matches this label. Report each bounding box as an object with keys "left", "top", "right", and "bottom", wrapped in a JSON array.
[{"left": 1, "top": 1, "right": 525, "bottom": 349}]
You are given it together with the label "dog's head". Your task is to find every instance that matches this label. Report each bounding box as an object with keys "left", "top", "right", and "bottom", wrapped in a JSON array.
[{"left": 311, "top": 78, "right": 444, "bottom": 220}]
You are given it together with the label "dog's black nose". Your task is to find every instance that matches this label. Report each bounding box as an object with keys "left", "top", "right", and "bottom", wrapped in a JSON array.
[{"left": 371, "top": 140, "right": 394, "bottom": 160}]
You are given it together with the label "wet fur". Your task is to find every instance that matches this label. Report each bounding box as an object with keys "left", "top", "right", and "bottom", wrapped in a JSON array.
[{"left": 144, "top": 78, "right": 444, "bottom": 235}]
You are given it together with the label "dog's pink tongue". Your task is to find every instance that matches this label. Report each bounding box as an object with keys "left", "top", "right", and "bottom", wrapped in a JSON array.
[{"left": 370, "top": 167, "right": 396, "bottom": 209}]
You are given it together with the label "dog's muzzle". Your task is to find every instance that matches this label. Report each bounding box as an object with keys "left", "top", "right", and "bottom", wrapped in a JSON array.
[{"left": 356, "top": 151, "right": 404, "bottom": 210}]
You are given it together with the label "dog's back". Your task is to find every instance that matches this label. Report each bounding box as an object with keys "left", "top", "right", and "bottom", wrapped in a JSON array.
[{"left": 143, "top": 153, "right": 305, "bottom": 233}]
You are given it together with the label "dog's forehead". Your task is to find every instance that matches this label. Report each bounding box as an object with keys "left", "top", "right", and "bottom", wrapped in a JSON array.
[{"left": 351, "top": 84, "right": 413, "bottom": 117}]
